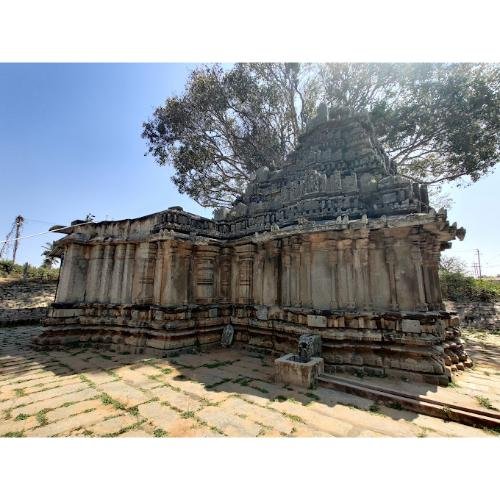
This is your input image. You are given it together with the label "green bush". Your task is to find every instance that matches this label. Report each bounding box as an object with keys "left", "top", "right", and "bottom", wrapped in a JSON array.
[
  {"left": 440, "top": 271, "right": 499, "bottom": 302},
  {"left": 0, "top": 259, "right": 59, "bottom": 281},
  {"left": 0, "top": 260, "right": 23, "bottom": 277}
]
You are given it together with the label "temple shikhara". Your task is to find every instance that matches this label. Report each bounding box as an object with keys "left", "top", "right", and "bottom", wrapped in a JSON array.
[{"left": 37, "top": 106, "right": 472, "bottom": 385}]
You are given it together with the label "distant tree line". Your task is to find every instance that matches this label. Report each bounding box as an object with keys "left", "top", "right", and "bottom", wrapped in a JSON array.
[
  {"left": 439, "top": 256, "right": 500, "bottom": 302},
  {"left": 0, "top": 242, "right": 60, "bottom": 281},
  {"left": 0, "top": 260, "right": 59, "bottom": 281}
]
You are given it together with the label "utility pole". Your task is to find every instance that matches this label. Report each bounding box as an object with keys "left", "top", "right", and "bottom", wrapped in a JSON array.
[
  {"left": 474, "top": 249, "right": 482, "bottom": 279},
  {"left": 12, "top": 215, "right": 25, "bottom": 264},
  {"left": 0, "top": 214, "right": 24, "bottom": 262}
]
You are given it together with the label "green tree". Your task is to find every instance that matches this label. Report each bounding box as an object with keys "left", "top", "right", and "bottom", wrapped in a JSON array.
[
  {"left": 143, "top": 63, "right": 499, "bottom": 209},
  {"left": 41, "top": 241, "right": 60, "bottom": 269},
  {"left": 439, "top": 255, "right": 468, "bottom": 274}
]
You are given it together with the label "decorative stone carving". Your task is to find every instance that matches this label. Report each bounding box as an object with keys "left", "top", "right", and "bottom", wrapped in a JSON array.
[
  {"left": 298, "top": 334, "right": 322, "bottom": 362},
  {"left": 221, "top": 324, "right": 234, "bottom": 347}
]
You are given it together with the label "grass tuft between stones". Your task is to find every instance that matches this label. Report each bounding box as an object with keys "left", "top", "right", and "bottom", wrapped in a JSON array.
[
  {"left": 282, "top": 412, "right": 305, "bottom": 424},
  {"left": 36, "top": 409, "right": 49, "bottom": 426},
  {"left": 2, "top": 431, "right": 25, "bottom": 438},
  {"left": 100, "top": 393, "right": 126, "bottom": 411},
  {"left": 153, "top": 428, "right": 168, "bottom": 437},
  {"left": 475, "top": 395, "right": 498, "bottom": 411}
]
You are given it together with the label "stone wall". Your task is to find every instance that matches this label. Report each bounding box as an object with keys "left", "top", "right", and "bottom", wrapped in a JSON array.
[
  {"left": 0, "top": 279, "right": 57, "bottom": 326},
  {"left": 444, "top": 300, "right": 500, "bottom": 331}
]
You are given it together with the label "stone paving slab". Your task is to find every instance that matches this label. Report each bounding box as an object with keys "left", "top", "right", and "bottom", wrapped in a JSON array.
[
  {"left": 0, "top": 381, "right": 88, "bottom": 411},
  {"left": 0, "top": 372, "right": 76, "bottom": 392},
  {"left": 214, "top": 381, "right": 279, "bottom": 407},
  {"left": 0, "top": 414, "right": 39, "bottom": 435},
  {"left": 182, "top": 368, "right": 230, "bottom": 387},
  {"left": 268, "top": 399, "right": 355, "bottom": 437},
  {"left": 0, "top": 375, "right": 76, "bottom": 399},
  {"left": 118, "top": 429, "right": 151, "bottom": 437},
  {"left": 19, "top": 375, "right": 83, "bottom": 396},
  {"left": 29, "top": 406, "right": 122, "bottom": 437},
  {"left": 98, "top": 380, "right": 151, "bottom": 407},
  {"left": 150, "top": 386, "right": 204, "bottom": 412},
  {"left": 9, "top": 387, "right": 99, "bottom": 419},
  {"left": 219, "top": 397, "right": 296, "bottom": 434},
  {"left": 87, "top": 414, "right": 139, "bottom": 436},
  {"left": 197, "top": 405, "right": 262, "bottom": 437},
  {"left": 113, "top": 369, "right": 163, "bottom": 390},
  {"left": 137, "top": 401, "right": 206, "bottom": 436},
  {"left": 80, "top": 371, "right": 119, "bottom": 386},
  {"left": 166, "top": 378, "right": 230, "bottom": 404},
  {"left": 45, "top": 400, "right": 99, "bottom": 424},
  {"left": 0, "top": 368, "right": 64, "bottom": 386}
]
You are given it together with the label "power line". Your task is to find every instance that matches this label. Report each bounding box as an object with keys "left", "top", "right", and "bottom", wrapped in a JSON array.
[
  {"left": 0, "top": 221, "right": 96, "bottom": 246},
  {"left": 23, "top": 217, "right": 60, "bottom": 226}
]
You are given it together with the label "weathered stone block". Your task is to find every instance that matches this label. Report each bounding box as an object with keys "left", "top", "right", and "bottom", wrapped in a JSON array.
[
  {"left": 52, "top": 308, "right": 82, "bottom": 318},
  {"left": 256, "top": 306, "right": 268, "bottom": 320},
  {"left": 275, "top": 354, "right": 324, "bottom": 389},
  {"left": 307, "top": 314, "right": 327, "bottom": 328},
  {"left": 401, "top": 319, "right": 422, "bottom": 333}
]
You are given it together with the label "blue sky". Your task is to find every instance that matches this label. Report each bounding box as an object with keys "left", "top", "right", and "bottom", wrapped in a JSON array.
[
  {"left": 0, "top": 63, "right": 212, "bottom": 266},
  {"left": 0, "top": 63, "right": 498, "bottom": 276}
]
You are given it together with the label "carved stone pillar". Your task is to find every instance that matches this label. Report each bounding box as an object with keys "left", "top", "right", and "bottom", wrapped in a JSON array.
[
  {"left": 164, "top": 241, "right": 178, "bottom": 305},
  {"left": 428, "top": 242, "right": 443, "bottom": 310},
  {"left": 85, "top": 244, "right": 104, "bottom": 303},
  {"left": 253, "top": 243, "right": 265, "bottom": 304},
  {"left": 421, "top": 238, "right": 442, "bottom": 310},
  {"left": 194, "top": 244, "right": 218, "bottom": 304},
  {"left": 134, "top": 242, "right": 157, "bottom": 305},
  {"left": 263, "top": 240, "right": 281, "bottom": 306},
  {"left": 218, "top": 247, "right": 232, "bottom": 303},
  {"left": 109, "top": 243, "right": 126, "bottom": 304},
  {"left": 311, "top": 236, "right": 330, "bottom": 310},
  {"left": 281, "top": 241, "right": 291, "bottom": 306},
  {"left": 56, "top": 243, "right": 88, "bottom": 303},
  {"left": 152, "top": 241, "right": 165, "bottom": 305},
  {"left": 327, "top": 239, "right": 339, "bottom": 309},
  {"left": 98, "top": 244, "right": 115, "bottom": 303},
  {"left": 174, "top": 242, "right": 191, "bottom": 305},
  {"left": 384, "top": 236, "right": 399, "bottom": 311},
  {"left": 121, "top": 243, "right": 136, "bottom": 304},
  {"left": 338, "top": 239, "right": 355, "bottom": 309},
  {"left": 410, "top": 239, "right": 428, "bottom": 311},
  {"left": 290, "top": 237, "right": 301, "bottom": 307},
  {"left": 354, "top": 235, "right": 371, "bottom": 310},
  {"left": 299, "top": 238, "right": 312, "bottom": 308},
  {"left": 236, "top": 244, "right": 255, "bottom": 304}
]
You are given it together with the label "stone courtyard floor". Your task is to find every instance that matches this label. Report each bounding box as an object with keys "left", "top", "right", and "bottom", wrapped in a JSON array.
[{"left": 0, "top": 325, "right": 498, "bottom": 437}]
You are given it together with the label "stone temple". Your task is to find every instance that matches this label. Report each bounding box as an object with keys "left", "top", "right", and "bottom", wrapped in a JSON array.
[{"left": 37, "top": 106, "right": 472, "bottom": 385}]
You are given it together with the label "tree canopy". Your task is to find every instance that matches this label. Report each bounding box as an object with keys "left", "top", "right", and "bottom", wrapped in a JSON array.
[{"left": 142, "top": 63, "right": 499, "bottom": 209}]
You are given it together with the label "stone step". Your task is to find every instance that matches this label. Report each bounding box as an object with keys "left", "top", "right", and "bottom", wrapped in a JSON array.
[{"left": 317, "top": 373, "right": 500, "bottom": 430}]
